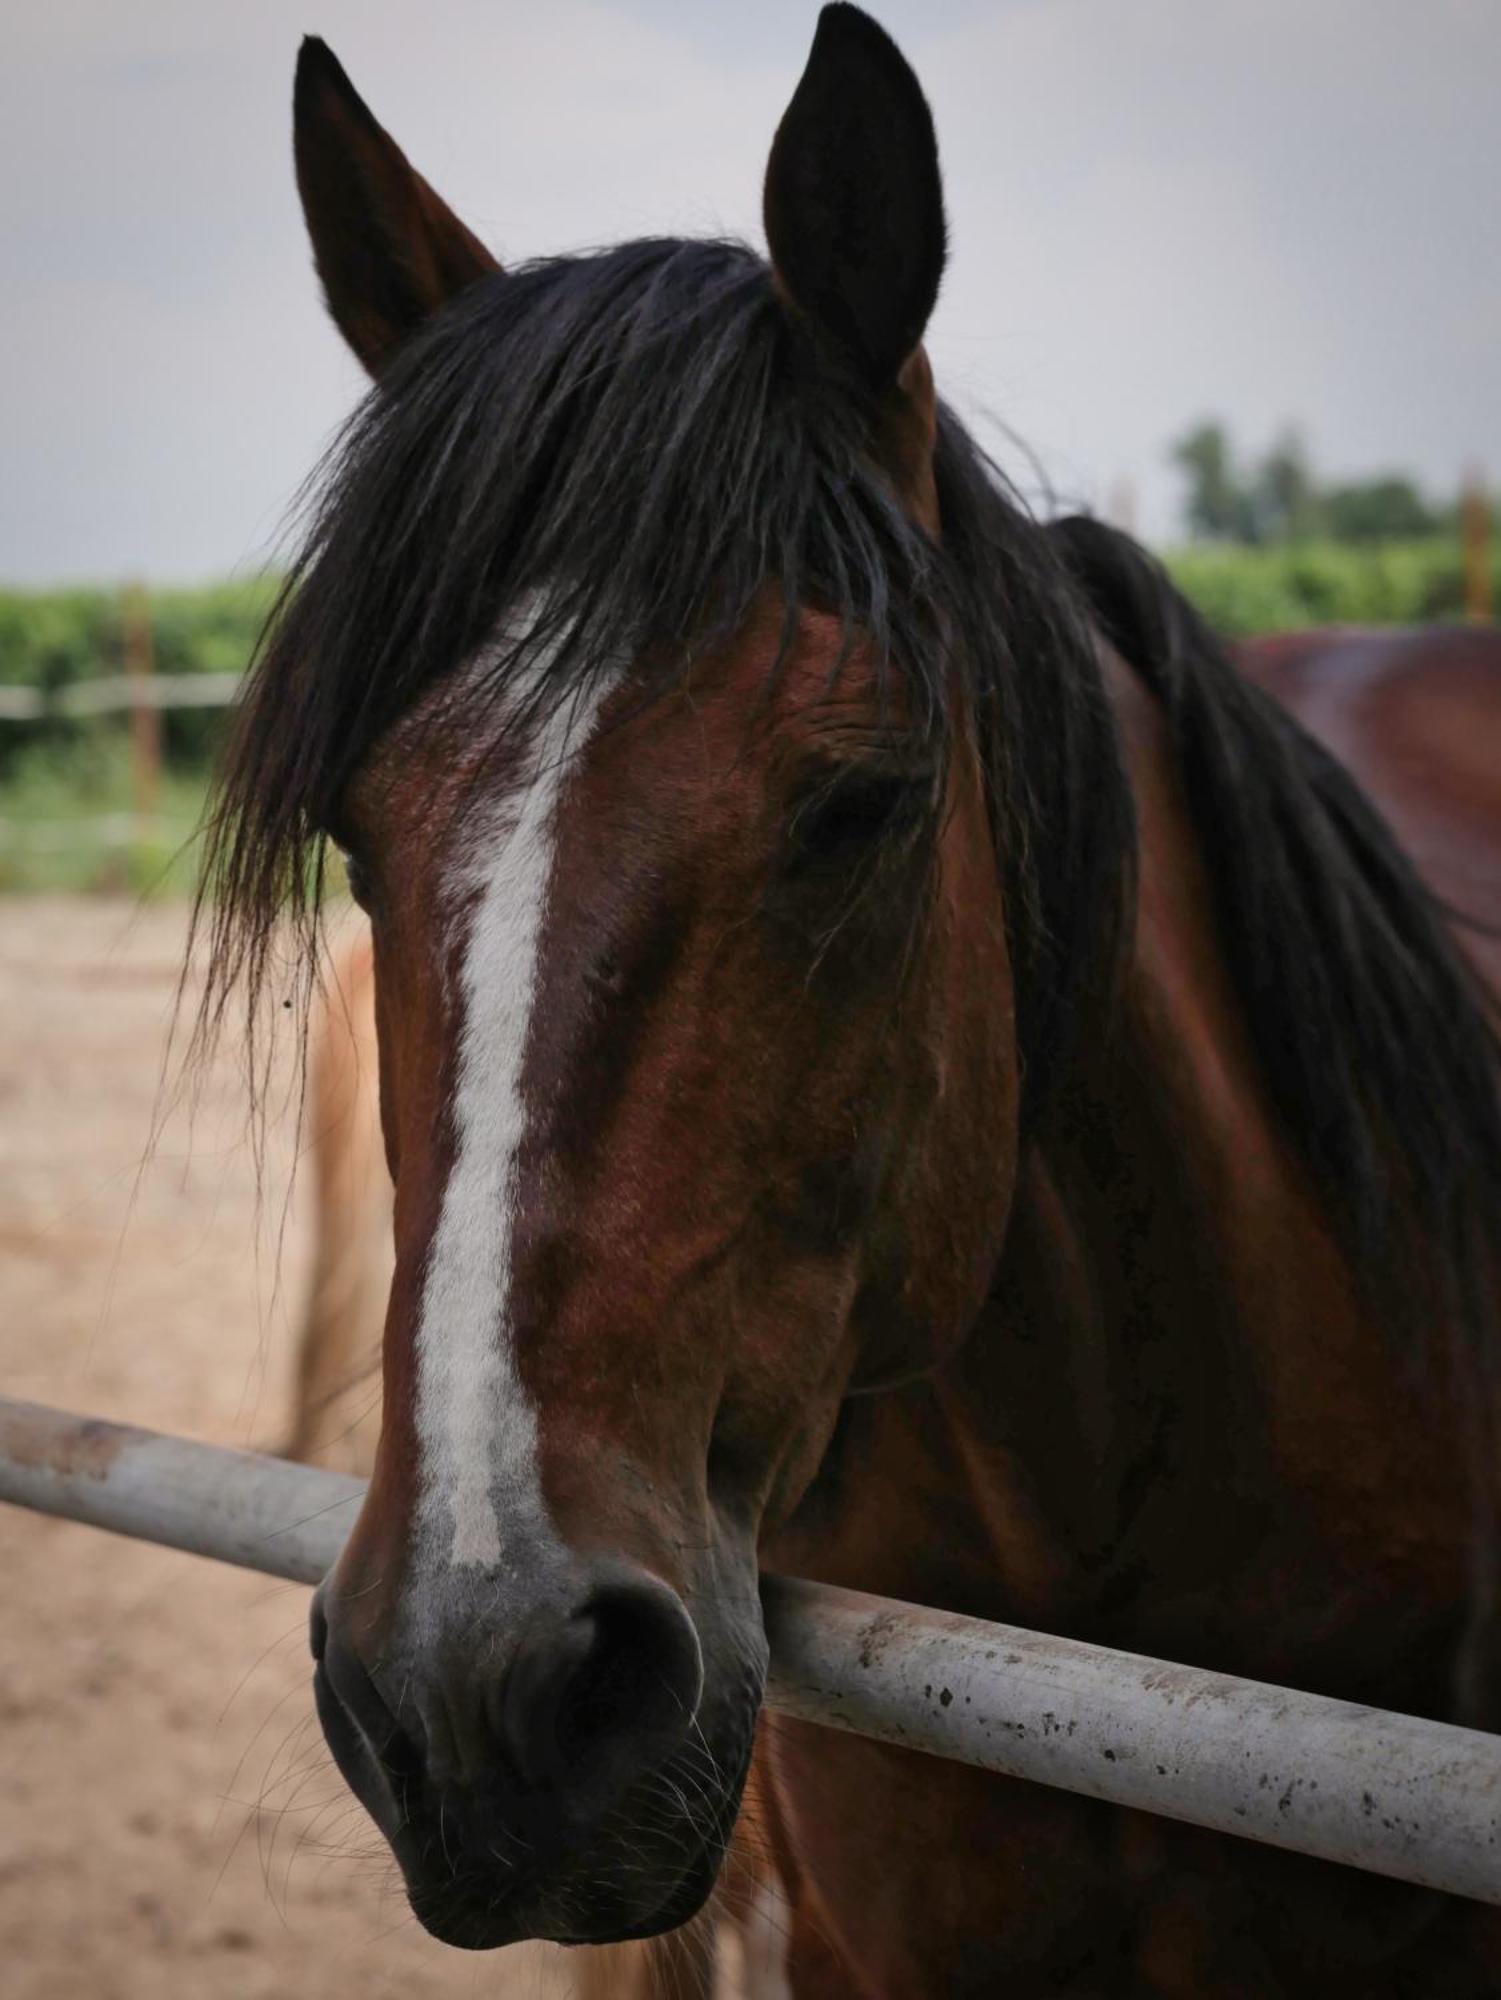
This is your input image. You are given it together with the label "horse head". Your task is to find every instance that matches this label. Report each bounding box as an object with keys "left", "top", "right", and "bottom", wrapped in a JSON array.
[{"left": 261, "top": 8, "right": 1036, "bottom": 1949}]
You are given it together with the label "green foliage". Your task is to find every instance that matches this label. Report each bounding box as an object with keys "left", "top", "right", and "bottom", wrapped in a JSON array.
[
  {"left": 0, "top": 734, "right": 210, "bottom": 896},
  {"left": 0, "top": 554, "right": 1494, "bottom": 894},
  {"left": 0, "top": 576, "right": 275, "bottom": 769},
  {"left": 1169, "top": 419, "right": 1448, "bottom": 547},
  {"left": 1321, "top": 478, "right": 1442, "bottom": 544},
  {"left": 0, "top": 579, "right": 272, "bottom": 892},
  {"left": 1251, "top": 430, "right": 1320, "bottom": 544},
  {"left": 0, "top": 586, "right": 117, "bottom": 688},
  {"left": 1171, "top": 421, "right": 1255, "bottom": 542},
  {"left": 1163, "top": 537, "right": 1500, "bottom": 637}
]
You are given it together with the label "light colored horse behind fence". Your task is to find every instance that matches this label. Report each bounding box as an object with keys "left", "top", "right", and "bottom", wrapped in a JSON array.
[
  {"left": 282, "top": 924, "right": 389, "bottom": 1474},
  {"left": 281, "top": 924, "right": 786, "bottom": 2000}
]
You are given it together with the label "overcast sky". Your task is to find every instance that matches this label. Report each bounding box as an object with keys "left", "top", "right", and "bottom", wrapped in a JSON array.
[{"left": 4, "top": 0, "right": 1498, "bottom": 582}]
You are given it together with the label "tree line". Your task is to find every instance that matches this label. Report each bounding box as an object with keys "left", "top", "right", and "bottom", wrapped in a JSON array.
[{"left": 1172, "top": 422, "right": 1456, "bottom": 545}]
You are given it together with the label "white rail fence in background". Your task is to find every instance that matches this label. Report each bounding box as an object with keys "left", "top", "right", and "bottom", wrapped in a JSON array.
[
  {"left": 3, "top": 1395, "right": 1500, "bottom": 1905},
  {"left": 0, "top": 673, "right": 243, "bottom": 721},
  {"left": 0, "top": 672, "right": 243, "bottom": 856}
]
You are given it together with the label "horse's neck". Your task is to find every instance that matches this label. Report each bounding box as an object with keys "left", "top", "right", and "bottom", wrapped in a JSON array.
[{"left": 773, "top": 649, "right": 1476, "bottom": 1711}]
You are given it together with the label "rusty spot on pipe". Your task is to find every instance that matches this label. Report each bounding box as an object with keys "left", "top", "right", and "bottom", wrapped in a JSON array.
[{"left": 0, "top": 1407, "right": 132, "bottom": 1480}]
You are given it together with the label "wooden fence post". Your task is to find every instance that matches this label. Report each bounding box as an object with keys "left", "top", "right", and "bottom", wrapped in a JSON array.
[
  {"left": 121, "top": 581, "right": 161, "bottom": 839},
  {"left": 1461, "top": 467, "right": 1493, "bottom": 623}
]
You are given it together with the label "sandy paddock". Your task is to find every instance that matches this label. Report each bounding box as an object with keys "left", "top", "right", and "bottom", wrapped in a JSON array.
[{"left": 0, "top": 897, "right": 589, "bottom": 1999}]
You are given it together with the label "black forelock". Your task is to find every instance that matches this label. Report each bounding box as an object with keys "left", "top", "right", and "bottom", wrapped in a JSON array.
[{"left": 193, "top": 234, "right": 1128, "bottom": 1125}]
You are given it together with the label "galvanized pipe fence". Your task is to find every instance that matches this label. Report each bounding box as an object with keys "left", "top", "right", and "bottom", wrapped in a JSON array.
[{"left": 3, "top": 1395, "right": 1499, "bottom": 1905}]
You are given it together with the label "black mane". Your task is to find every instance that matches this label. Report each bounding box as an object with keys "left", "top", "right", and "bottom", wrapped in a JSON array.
[
  {"left": 196, "top": 236, "right": 1128, "bottom": 1116},
  {"left": 1056, "top": 515, "right": 1501, "bottom": 1374},
  {"left": 197, "top": 233, "right": 1501, "bottom": 1390}
]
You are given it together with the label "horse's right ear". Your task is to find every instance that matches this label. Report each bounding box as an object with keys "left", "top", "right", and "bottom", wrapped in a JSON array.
[
  {"left": 293, "top": 38, "right": 500, "bottom": 378},
  {"left": 764, "top": 5, "right": 945, "bottom": 391}
]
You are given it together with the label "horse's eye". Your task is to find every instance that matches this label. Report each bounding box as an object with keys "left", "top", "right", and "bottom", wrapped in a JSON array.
[{"left": 786, "top": 769, "right": 921, "bottom": 875}]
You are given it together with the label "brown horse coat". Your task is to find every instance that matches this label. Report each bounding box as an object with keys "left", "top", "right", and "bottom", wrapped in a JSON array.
[
  {"left": 281, "top": 618, "right": 1501, "bottom": 1996},
  {"left": 204, "top": 9, "right": 1501, "bottom": 1993}
]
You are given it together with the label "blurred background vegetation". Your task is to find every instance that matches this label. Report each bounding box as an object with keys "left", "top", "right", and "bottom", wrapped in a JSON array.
[
  {"left": 1163, "top": 422, "right": 1496, "bottom": 635},
  {"left": 0, "top": 433, "right": 1492, "bottom": 894},
  {"left": 0, "top": 580, "right": 278, "bottom": 894}
]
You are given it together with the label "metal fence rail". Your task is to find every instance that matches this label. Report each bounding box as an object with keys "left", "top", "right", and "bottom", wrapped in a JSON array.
[
  {"left": 0, "top": 671, "right": 243, "bottom": 721},
  {"left": 3, "top": 1394, "right": 1499, "bottom": 1905}
]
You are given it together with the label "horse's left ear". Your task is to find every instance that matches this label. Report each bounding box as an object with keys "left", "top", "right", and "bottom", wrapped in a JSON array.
[
  {"left": 763, "top": 5, "right": 946, "bottom": 392},
  {"left": 293, "top": 37, "right": 500, "bottom": 377}
]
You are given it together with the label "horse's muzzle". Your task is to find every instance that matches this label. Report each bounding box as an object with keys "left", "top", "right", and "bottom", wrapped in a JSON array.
[{"left": 309, "top": 1567, "right": 758, "bottom": 1947}]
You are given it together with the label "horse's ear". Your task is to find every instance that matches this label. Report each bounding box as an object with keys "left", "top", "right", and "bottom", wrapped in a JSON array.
[
  {"left": 293, "top": 37, "right": 500, "bottom": 378},
  {"left": 763, "top": 5, "right": 946, "bottom": 391}
]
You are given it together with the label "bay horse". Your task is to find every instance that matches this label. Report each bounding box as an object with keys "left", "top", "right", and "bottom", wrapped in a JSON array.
[
  {"left": 282, "top": 622, "right": 1501, "bottom": 1465},
  {"left": 199, "top": 8, "right": 1501, "bottom": 1993}
]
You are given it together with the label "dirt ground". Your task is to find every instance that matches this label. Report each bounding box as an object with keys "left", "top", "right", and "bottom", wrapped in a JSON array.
[{"left": 0, "top": 898, "right": 593, "bottom": 1999}]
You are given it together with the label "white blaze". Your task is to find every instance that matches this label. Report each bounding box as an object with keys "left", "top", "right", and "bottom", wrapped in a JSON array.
[{"left": 414, "top": 667, "right": 614, "bottom": 1569}]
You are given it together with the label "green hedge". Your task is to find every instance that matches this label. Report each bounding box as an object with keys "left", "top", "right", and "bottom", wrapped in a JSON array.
[
  {"left": 0, "top": 545, "right": 1492, "bottom": 895},
  {"left": 0, "top": 577, "right": 276, "bottom": 769},
  {"left": 0, "top": 577, "right": 276, "bottom": 689},
  {"left": 0, "top": 540, "right": 1494, "bottom": 759},
  {"left": 1162, "top": 537, "right": 1499, "bottom": 639}
]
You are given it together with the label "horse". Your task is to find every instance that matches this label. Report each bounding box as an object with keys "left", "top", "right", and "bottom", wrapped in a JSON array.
[
  {"left": 196, "top": 7, "right": 1501, "bottom": 1992},
  {"left": 1239, "top": 625, "right": 1501, "bottom": 985},
  {"left": 282, "top": 919, "right": 389, "bottom": 1472},
  {"left": 282, "top": 622, "right": 1501, "bottom": 1468},
  {"left": 281, "top": 607, "right": 1501, "bottom": 2000}
]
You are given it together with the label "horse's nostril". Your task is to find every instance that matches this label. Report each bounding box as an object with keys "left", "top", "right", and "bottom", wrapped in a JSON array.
[
  {"left": 496, "top": 1578, "right": 703, "bottom": 1795},
  {"left": 559, "top": 1585, "right": 703, "bottom": 1762},
  {"left": 496, "top": 1607, "right": 600, "bottom": 1787}
]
